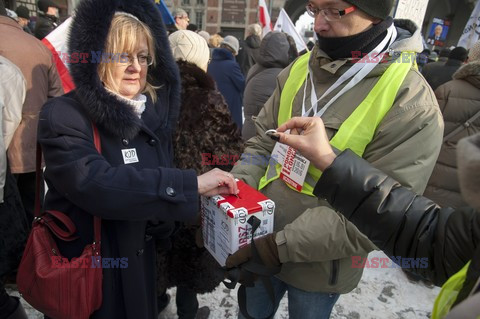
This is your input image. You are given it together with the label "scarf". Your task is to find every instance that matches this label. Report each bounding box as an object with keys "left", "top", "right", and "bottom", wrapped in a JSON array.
[{"left": 316, "top": 17, "right": 393, "bottom": 60}]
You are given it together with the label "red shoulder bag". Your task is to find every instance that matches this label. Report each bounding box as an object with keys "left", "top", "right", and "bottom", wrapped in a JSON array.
[{"left": 16, "top": 123, "right": 103, "bottom": 319}]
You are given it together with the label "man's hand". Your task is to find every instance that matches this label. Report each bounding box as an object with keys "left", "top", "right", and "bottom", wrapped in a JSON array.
[
  {"left": 274, "top": 117, "right": 337, "bottom": 171},
  {"left": 225, "top": 233, "right": 280, "bottom": 269}
]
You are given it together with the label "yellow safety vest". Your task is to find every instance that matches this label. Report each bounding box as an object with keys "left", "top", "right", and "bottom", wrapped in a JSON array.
[
  {"left": 258, "top": 51, "right": 414, "bottom": 196},
  {"left": 432, "top": 261, "right": 471, "bottom": 318}
]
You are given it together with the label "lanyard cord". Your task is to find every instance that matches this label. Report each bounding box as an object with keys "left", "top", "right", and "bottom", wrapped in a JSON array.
[{"left": 301, "top": 25, "right": 398, "bottom": 117}]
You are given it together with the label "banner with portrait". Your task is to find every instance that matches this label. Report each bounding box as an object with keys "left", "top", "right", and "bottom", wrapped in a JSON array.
[{"left": 426, "top": 18, "right": 450, "bottom": 48}]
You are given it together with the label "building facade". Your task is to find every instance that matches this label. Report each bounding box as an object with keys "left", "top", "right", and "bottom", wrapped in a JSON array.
[{"left": 166, "top": 0, "right": 286, "bottom": 38}]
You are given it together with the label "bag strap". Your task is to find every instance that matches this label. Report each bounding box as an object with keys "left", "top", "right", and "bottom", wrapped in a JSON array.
[
  {"left": 35, "top": 122, "right": 102, "bottom": 246},
  {"left": 443, "top": 109, "right": 480, "bottom": 143},
  {"left": 224, "top": 216, "right": 280, "bottom": 319}
]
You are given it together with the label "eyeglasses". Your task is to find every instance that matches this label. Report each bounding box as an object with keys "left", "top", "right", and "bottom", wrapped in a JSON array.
[
  {"left": 305, "top": 4, "right": 356, "bottom": 21},
  {"left": 120, "top": 54, "right": 153, "bottom": 67},
  {"left": 176, "top": 15, "right": 190, "bottom": 21}
]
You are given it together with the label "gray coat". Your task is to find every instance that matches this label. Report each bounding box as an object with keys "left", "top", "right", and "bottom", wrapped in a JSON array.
[
  {"left": 424, "top": 61, "right": 480, "bottom": 208},
  {"left": 241, "top": 32, "right": 291, "bottom": 141}
]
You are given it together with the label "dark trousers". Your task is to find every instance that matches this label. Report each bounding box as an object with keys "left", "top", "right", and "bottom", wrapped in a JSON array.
[
  {"left": 14, "top": 172, "right": 43, "bottom": 224},
  {"left": 176, "top": 286, "right": 199, "bottom": 319},
  {"left": 0, "top": 280, "right": 16, "bottom": 319}
]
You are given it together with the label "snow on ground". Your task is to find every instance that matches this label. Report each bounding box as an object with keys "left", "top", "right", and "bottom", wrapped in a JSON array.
[{"left": 11, "top": 251, "right": 440, "bottom": 319}]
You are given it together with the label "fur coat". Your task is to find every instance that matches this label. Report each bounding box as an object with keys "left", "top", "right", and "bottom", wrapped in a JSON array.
[{"left": 157, "top": 61, "right": 244, "bottom": 293}]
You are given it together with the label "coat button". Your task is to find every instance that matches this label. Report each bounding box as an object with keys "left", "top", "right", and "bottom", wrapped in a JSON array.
[
  {"left": 145, "top": 234, "right": 153, "bottom": 242},
  {"left": 166, "top": 187, "right": 176, "bottom": 197},
  {"left": 331, "top": 63, "right": 336, "bottom": 68},
  {"left": 147, "top": 138, "right": 157, "bottom": 146},
  {"left": 122, "top": 138, "right": 129, "bottom": 146},
  {"left": 136, "top": 249, "right": 144, "bottom": 256}
]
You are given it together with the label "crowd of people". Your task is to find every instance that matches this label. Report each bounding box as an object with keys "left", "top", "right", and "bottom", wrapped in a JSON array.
[{"left": 0, "top": 0, "right": 479, "bottom": 318}]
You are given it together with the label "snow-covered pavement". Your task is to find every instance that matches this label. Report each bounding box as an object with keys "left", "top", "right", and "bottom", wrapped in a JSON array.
[{"left": 11, "top": 251, "right": 440, "bottom": 318}]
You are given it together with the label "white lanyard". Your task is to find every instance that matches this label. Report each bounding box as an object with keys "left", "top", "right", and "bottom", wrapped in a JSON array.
[{"left": 301, "top": 25, "right": 398, "bottom": 117}]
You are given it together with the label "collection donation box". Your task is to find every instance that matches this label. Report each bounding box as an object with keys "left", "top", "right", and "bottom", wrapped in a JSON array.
[{"left": 201, "top": 180, "right": 275, "bottom": 266}]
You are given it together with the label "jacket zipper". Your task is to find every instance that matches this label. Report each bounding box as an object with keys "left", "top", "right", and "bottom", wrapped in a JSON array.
[{"left": 329, "top": 259, "right": 339, "bottom": 286}]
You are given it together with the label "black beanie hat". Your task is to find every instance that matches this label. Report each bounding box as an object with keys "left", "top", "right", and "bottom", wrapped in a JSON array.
[
  {"left": 344, "top": 0, "right": 394, "bottom": 20},
  {"left": 15, "top": 5, "right": 30, "bottom": 19},
  {"left": 38, "top": 0, "right": 58, "bottom": 12},
  {"left": 449, "top": 47, "right": 468, "bottom": 62}
]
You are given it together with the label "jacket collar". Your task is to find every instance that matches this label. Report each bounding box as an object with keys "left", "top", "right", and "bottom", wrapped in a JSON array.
[
  {"left": 212, "top": 48, "right": 235, "bottom": 61},
  {"left": 454, "top": 61, "right": 480, "bottom": 81},
  {"left": 68, "top": 0, "right": 180, "bottom": 139}
]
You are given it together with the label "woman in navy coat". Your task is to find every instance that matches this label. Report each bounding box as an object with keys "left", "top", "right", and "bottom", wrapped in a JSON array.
[{"left": 37, "top": 0, "right": 237, "bottom": 318}]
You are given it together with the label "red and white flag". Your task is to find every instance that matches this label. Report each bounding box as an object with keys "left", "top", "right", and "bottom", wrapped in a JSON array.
[
  {"left": 42, "top": 17, "right": 75, "bottom": 93},
  {"left": 258, "top": 0, "right": 272, "bottom": 37}
]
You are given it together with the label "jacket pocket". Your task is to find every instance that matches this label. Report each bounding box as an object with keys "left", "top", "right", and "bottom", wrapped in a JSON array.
[{"left": 329, "top": 259, "right": 339, "bottom": 286}]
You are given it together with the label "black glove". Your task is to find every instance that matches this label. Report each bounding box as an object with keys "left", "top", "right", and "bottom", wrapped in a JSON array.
[{"left": 225, "top": 233, "right": 280, "bottom": 269}]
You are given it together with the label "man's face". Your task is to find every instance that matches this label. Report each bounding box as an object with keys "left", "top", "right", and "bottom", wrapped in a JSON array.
[
  {"left": 434, "top": 25, "right": 443, "bottom": 37},
  {"left": 47, "top": 6, "right": 59, "bottom": 18},
  {"left": 18, "top": 17, "right": 28, "bottom": 27},
  {"left": 175, "top": 14, "right": 189, "bottom": 30},
  {"left": 310, "top": 0, "right": 379, "bottom": 38}
]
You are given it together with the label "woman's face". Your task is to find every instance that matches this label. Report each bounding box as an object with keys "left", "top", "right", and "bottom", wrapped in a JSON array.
[{"left": 109, "top": 35, "right": 149, "bottom": 99}]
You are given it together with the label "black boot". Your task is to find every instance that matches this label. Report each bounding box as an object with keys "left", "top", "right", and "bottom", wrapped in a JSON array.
[{"left": 6, "top": 297, "right": 27, "bottom": 319}]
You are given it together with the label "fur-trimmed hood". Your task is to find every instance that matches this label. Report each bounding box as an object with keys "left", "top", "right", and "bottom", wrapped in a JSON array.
[
  {"left": 390, "top": 19, "right": 424, "bottom": 54},
  {"left": 453, "top": 61, "right": 480, "bottom": 89},
  {"left": 68, "top": 0, "right": 180, "bottom": 139},
  {"left": 458, "top": 133, "right": 480, "bottom": 211}
]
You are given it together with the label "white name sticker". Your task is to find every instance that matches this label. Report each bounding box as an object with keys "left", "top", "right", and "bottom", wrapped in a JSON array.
[{"left": 121, "top": 148, "right": 139, "bottom": 164}]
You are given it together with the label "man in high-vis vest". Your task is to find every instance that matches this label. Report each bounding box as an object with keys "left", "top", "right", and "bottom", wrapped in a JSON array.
[{"left": 226, "top": 0, "right": 444, "bottom": 318}]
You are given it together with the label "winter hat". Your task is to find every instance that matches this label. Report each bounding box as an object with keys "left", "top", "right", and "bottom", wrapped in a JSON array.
[
  {"left": 438, "top": 48, "right": 451, "bottom": 58},
  {"left": 198, "top": 30, "right": 210, "bottom": 43},
  {"left": 468, "top": 40, "right": 480, "bottom": 62},
  {"left": 221, "top": 35, "right": 240, "bottom": 55},
  {"left": 344, "top": 0, "right": 394, "bottom": 20},
  {"left": 428, "top": 51, "right": 438, "bottom": 62},
  {"left": 15, "top": 5, "right": 30, "bottom": 19},
  {"left": 38, "top": 0, "right": 58, "bottom": 12},
  {"left": 169, "top": 30, "right": 210, "bottom": 72},
  {"left": 449, "top": 46, "right": 468, "bottom": 62}
]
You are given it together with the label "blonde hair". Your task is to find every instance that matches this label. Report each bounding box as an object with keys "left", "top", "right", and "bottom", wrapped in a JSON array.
[
  {"left": 209, "top": 34, "right": 223, "bottom": 48},
  {"left": 98, "top": 12, "right": 158, "bottom": 101},
  {"left": 246, "top": 24, "right": 262, "bottom": 38}
]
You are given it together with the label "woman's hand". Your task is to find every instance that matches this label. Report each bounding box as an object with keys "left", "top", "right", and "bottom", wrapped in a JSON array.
[
  {"left": 197, "top": 168, "right": 238, "bottom": 197},
  {"left": 274, "top": 117, "right": 337, "bottom": 171}
]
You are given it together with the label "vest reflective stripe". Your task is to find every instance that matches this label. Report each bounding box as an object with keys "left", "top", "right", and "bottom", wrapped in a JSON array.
[
  {"left": 259, "top": 52, "right": 413, "bottom": 196},
  {"left": 432, "top": 261, "right": 471, "bottom": 319},
  {"left": 278, "top": 53, "right": 311, "bottom": 126}
]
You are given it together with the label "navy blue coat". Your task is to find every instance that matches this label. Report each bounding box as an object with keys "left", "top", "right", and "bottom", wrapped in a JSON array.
[
  {"left": 37, "top": 0, "right": 198, "bottom": 318},
  {"left": 208, "top": 48, "right": 245, "bottom": 130}
]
